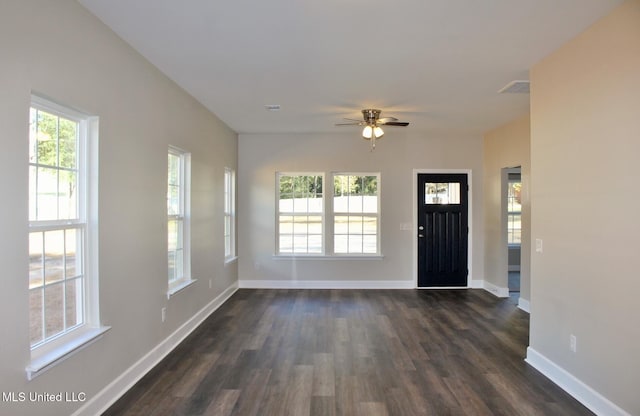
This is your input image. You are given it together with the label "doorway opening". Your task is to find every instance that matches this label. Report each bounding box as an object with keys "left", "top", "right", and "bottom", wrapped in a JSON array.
[{"left": 505, "top": 167, "right": 522, "bottom": 298}]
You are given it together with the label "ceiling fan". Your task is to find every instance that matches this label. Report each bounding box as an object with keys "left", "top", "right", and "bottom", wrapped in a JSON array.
[{"left": 336, "top": 109, "right": 409, "bottom": 149}]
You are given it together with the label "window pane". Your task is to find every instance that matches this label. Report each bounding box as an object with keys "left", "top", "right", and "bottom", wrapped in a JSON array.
[
  {"left": 167, "top": 184, "right": 180, "bottom": 215},
  {"left": 36, "top": 110, "right": 58, "bottom": 166},
  {"left": 363, "top": 217, "right": 377, "bottom": 234},
  {"left": 308, "top": 216, "right": 322, "bottom": 234},
  {"left": 348, "top": 216, "right": 363, "bottom": 235},
  {"left": 334, "top": 216, "right": 348, "bottom": 234},
  {"left": 277, "top": 173, "right": 323, "bottom": 254},
  {"left": 29, "top": 166, "right": 37, "bottom": 221},
  {"left": 174, "top": 249, "right": 184, "bottom": 281},
  {"left": 334, "top": 235, "right": 348, "bottom": 253},
  {"left": 29, "top": 232, "right": 44, "bottom": 289},
  {"left": 65, "top": 278, "right": 83, "bottom": 328},
  {"left": 29, "top": 108, "right": 38, "bottom": 163},
  {"left": 293, "top": 216, "right": 308, "bottom": 234},
  {"left": 225, "top": 235, "right": 231, "bottom": 256},
  {"left": 307, "top": 196, "right": 323, "bottom": 213},
  {"left": 168, "top": 220, "right": 181, "bottom": 251},
  {"left": 65, "top": 228, "right": 81, "bottom": 278},
  {"left": 308, "top": 235, "right": 322, "bottom": 253},
  {"left": 363, "top": 176, "right": 377, "bottom": 196},
  {"left": 347, "top": 195, "right": 363, "bottom": 213},
  {"left": 279, "top": 215, "right": 293, "bottom": 234},
  {"left": 333, "top": 174, "right": 380, "bottom": 254},
  {"left": 58, "top": 118, "right": 77, "bottom": 169},
  {"left": 168, "top": 153, "right": 180, "bottom": 186},
  {"left": 279, "top": 235, "right": 293, "bottom": 253},
  {"left": 425, "top": 182, "right": 460, "bottom": 205},
  {"left": 293, "top": 197, "right": 308, "bottom": 213},
  {"left": 363, "top": 235, "right": 377, "bottom": 254},
  {"left": 348, "top": 235, "right": 363, "bottom": 253},
  {"left": 293, "top": 236, "right": 308, "bottom": 253},
  {"left": 37, "top": 167, "right": 58, "bottom": 221},
  {"left": 363, "top": 195, "right": 377, "bottom": 214},
  {"left": 224, "top": 216, "right": 231, "bottom": 235},
  {"left": 44, "top": 230, "right": 64, "bottom": 285},
  {"left": 44, "top": 282, "right": 64, "bottom": 340},
  {"left": 58, "top": 170, "right": 78, "bottom": 220},
  {"left": 168, "top": 251, "right": 176, "bottom": 282},
  {"left": 29, "top": 288, "right": 43, "bottom": 346}
]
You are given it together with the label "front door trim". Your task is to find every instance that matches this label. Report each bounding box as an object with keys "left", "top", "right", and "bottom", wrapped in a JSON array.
[{"left": 412, "top": 169, "right": 473, "bottom": 288}]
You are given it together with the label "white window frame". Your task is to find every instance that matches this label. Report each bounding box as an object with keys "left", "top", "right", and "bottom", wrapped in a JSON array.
[
  {"left": 276, "top": 172, "right": 325, "bottom": 255},
  {"left": 274, "top": 172, "right": 383, "bottom": 258},
  {"left": 331, "top": 173, "right": 381, "bottom": 256},
  {"left": 224, "top": 167, "right": 236, "bottom": 262},
  {"left": 26, "top": 95, "right": 108, "bottom": 380},
  {"left": 167, "top": 146, "right": 193, "bottom": 296}
]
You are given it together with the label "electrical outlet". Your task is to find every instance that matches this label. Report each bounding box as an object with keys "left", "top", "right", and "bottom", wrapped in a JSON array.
[
  {"left": 570, "top": 334, "right": 577, "bottom": 352},
  {"left": 161, "top": 307, "right": 166, "bottom": 323}
]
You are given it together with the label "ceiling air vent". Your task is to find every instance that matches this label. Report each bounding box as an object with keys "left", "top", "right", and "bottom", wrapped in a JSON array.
[{"left": 498, "top": 80, "right": 530, "bottom": 94}]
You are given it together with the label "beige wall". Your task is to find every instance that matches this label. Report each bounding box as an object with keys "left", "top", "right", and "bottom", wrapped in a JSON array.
[
  {"left": 0, "top": 1, "right": 237, "bottom": 415},
  {"left": 483, "top": 116, "right": 531, "bottom": 304},
  {"left": 529, "top": 0, "right": 640, "bottom": 413},
  {"left": 238, "top": 132, "right": 485, "bottom": 287}
]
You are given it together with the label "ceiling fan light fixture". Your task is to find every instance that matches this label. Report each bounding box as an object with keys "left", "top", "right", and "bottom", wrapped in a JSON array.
[
  {"left": 362, "top": 125, "right": 373, "bottom": 139},
  {"left": 362, "top": 125, "right": 384, "bottom": 139}
]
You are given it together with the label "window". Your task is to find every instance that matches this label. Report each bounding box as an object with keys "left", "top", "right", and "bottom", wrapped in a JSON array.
[
  {"left": 28, "top": 95, "right": 105, "bottom": 378},
  {"left": 277, "top": 173, "right": 324, "bottom": 254},
  {"left": 333, "top": 174, "right": 380, "bottom": 254},
  {"left": 167, "top": 147, "right": 191, "bottom": 292},
  {"left": 424, "top": 182, "right": 461, "bottom": 204},
  {"left": 224, "top": 168, "right": 236, "bottom": 260},
  {"left": 275, "top": 172, "right": 381, "bottom": 257},
  {"left": 507, "top": 174, "right": 522, "bottom": 245}
]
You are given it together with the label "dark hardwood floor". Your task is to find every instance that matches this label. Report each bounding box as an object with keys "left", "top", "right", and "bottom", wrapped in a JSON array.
[{"left": 104, "top": 289, "right": 592, "bottom": 416}]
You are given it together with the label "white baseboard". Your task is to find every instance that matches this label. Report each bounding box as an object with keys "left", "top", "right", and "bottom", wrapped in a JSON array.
[
  {"left": 72, "top": 282, "right": 238, "bottom": 416},
  {"left": 483, "top": 281, "right": 510, "bottom": 298},
  {"left": 469, "top": 279, "right": 484, "bottom": 289},
  {"left": 238, "top": 279, "right": 414, "bottom": 289},
  {"left": 517, "top": 297, "right": 530, "bottom": 313},
  {"left": 525, "top": 347, "right": 631, "bottom": 416}
]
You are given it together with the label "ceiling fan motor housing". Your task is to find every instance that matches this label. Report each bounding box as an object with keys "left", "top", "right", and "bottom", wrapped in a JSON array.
[{"left": 362, "top": 109, "right": 381, "bottom": 125}]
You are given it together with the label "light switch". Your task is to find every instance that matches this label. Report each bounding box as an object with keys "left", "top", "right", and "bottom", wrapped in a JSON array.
[{"left": 535, "top": 238, "right": 543, "bottom": 253}]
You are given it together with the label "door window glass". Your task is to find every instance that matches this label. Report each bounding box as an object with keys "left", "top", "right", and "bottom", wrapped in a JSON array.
[{"left": 425, "top": 183, "right": 460, "bottom": 204}]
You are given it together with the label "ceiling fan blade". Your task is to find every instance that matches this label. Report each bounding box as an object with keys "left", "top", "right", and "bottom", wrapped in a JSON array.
[
  {"left": 343, "top": 118, "right": 364, "bottom": 122},
  {"left": 381, "top": 121, "right": 410, "bottom": 126},
  {"left": 335, "top": 122, "right": 362, "bottom": 126},
  {"left": 377, "top": 117, "right": 398, "bottom": 123}
]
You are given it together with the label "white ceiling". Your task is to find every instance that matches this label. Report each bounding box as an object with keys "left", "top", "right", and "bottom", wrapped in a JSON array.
[{"left": 78, "top": 0, "right": 623, "bottom": 137}]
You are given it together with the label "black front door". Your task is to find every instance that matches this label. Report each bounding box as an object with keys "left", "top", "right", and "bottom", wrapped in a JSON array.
[{"left": 417, "top": 173, "right": 468, "bottom": 287}]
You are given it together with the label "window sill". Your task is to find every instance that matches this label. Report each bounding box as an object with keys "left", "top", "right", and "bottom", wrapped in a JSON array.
[
  {"left": 167, "top": 278, "right": 197, "bottom": 299},
  {"left": 26, "top": 325, "right": 111, "bottom": 381},
  {"left": 273, "top": 254, "right": 384, "bottom": 260},
  {"left": 224, "top": 256, "right": 238, "bottom": 266}
]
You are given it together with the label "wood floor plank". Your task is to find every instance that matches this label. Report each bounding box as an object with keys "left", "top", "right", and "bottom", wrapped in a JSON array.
[
  {"left": 203, "top": 389, "right": 240, "bottom": 416},
  {"left": 312, "top": 353, "right": 336, "bottom": 397},
  {"left": 104, "top": 289, "right": 594, "bottom": 416}
]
